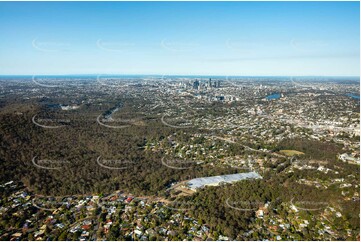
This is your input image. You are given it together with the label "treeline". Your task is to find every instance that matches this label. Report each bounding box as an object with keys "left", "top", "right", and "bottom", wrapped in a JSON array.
[{"left": 276, "top": 138, "right": 343, "bottom": 162}]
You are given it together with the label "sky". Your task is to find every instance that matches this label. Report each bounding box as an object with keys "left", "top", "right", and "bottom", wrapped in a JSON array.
[{"left": 0, "top": 1, "right": 359, "bottom": 76}]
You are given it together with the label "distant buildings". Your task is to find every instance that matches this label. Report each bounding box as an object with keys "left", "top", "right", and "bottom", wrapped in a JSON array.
[
  {"left": 192, "top": 78, "right": 221, "bottom": 90},
  {"left": 60, "top": 104, "right": 80, "bottom": 111},
  {"left": 193, "top": 80, "right": 200, "bottom": 90}
]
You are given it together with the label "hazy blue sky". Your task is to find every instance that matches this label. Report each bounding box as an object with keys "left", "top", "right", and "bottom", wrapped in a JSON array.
[{"left": 0, "top": 1, "right": 359, "bottom": 76}]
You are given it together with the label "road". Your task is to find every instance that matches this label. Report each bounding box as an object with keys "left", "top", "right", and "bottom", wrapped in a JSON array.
[{"left": 211, "top": 135, "right": 286, "bottom": 158}]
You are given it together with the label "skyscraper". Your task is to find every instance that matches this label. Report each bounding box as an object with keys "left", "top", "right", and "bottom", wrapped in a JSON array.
[
  {"left": 193, "top": 80, "right": 200, "bottom": 90},
  {"left": 208, "top": 78, "right": 212, "bottom": 89}
]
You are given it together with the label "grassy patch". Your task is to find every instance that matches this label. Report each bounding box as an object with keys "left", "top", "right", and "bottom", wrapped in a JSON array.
[{"left": 280, "top": 150, "right": 305, "bottom": 156}]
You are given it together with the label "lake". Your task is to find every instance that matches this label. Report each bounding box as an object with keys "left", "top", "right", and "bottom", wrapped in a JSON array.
[
  {"left": 346, "top": 93, "right": 360, "bottom": 100},
  {"left": 266, "top": 93, "right": 281, "bottom": 100}
]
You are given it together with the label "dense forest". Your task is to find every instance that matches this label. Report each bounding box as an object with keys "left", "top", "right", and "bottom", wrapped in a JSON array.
[
  {"left": 276, "top": 138, "right": 343, "bottom": 162},
  {"left": 0, "top": 102, "right": 241, "bottom": 196}
]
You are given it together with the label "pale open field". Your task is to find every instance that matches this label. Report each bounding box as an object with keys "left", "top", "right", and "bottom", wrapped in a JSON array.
[{"left": 280, "top": 150, "right": 305, "bottom": 156}]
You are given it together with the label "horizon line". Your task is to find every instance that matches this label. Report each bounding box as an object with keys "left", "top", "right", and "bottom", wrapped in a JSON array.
[{"left": 0, "top": 74, "right": 360, "bottom": 78}]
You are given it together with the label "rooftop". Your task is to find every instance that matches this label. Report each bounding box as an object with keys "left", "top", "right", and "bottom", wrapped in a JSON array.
[{"left": 187, "top": 172, "right": 262, "bottom": 190}]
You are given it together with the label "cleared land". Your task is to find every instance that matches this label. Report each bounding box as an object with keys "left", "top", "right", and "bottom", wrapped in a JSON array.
[{"left": 280, "top": 150, "right": 305, "bottom": 156}]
